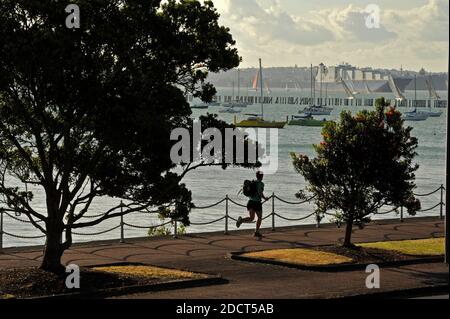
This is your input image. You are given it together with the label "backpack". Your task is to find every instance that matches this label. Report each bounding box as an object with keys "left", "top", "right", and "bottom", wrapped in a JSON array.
[{"left": 242, "top": 180, "right": 258, "bottom": 198}]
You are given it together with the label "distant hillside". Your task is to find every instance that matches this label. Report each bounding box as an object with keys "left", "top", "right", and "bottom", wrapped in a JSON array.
[
  {"left": 207, "top": 67, "right": 448, "bottom": 91},
  {"left": 207, "top": 67, "right": 313, "bottom": 89}
]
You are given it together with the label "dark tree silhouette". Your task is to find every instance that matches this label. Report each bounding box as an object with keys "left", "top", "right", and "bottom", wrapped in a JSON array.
[
  {"left": 0, "top": 0, "right": 248, "bottom": 272},
  {"left": 292, "top": 98, "right": 421, "bottom": 247}
]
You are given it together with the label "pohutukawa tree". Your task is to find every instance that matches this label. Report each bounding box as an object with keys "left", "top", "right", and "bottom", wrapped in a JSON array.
[
  {"left": 292, "top": 98, "right": 421, "bottom": 247},
  {"left": 0, "top": 0, "right": 251, "bottom": 273}
]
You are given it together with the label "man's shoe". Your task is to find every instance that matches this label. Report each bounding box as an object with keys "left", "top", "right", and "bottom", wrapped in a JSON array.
[
  {"left": 253, "top": 231, "right": 263, "bottom": 239},
  {"left": 236, "top": 216, "right": 243, "bottom": 228}
]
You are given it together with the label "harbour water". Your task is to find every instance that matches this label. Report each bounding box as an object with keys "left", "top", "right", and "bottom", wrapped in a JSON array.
[{"left": 1, "top": 88, "right": 448, "bottom": 248}]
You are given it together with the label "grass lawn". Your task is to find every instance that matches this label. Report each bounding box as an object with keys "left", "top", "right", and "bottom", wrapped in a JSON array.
[
  {"left": 243, "top": 248, "right": 353, "bottom": 266},
  {"left": 0, "top": 265, "right": 208, "bottom": 298},
  {"left": 239, "top": 238, "right": 445, "bottom": 268},
  {"left": 358, "top": 238, "right": 445, "bottom": 256},
  {"left": 92, "top": 265, "right": 205, "bottom": 280}
]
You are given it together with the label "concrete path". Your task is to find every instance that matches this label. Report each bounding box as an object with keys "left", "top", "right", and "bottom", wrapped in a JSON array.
[{"left": 0, "top": 217, "right": 447, "bottom": 298}]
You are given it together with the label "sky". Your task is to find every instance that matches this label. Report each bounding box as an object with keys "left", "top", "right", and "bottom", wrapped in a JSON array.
[{"left": 212, "top": 0, "right": 449, "bottom": 71}]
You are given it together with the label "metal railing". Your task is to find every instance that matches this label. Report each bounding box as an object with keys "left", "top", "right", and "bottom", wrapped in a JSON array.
[{"left": 0, "top": 184, "right": 445, "bottom": 249}]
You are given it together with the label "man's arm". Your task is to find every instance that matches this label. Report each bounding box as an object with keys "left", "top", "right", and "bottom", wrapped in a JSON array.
[{"left": 260, "top": 185, "right": 269, "bottom": 201}]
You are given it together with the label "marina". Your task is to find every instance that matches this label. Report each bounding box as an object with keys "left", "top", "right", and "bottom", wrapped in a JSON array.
[{"left": 2, "top": 89, "right": 447, "bottom": 248}]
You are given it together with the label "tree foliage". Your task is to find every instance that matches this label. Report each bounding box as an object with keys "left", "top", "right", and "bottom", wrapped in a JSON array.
[
  {"left": 0, "top": 0, "right": 244, "bottom": 272},
  {"left": 292, "top": 98, "right": 421, "bottom": 247}
]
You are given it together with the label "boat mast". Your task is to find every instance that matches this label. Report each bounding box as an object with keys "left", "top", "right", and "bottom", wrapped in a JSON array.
[
  {"left": 414, "top": 74, "right": 417, "bottom": 109},
  {"left": 232, "top": 80, "right": 235, "bottom": 103},
  {"left": 313, "top": 66, "right": 316, "bottom": 104},
  {"left": 259, "top": 58, "right": 264, "bottom": 118},
  {"left": 310, "top": 64, "right": 313, "bottom": 106},
  {"left": 237, "top": 69, "right": 240, "bottom": 102},
  {"left": 319, "top": 63, "right": 323, "bottom": 106}
]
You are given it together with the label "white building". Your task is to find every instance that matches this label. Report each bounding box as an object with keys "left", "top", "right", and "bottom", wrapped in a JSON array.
[
  {"left": 364, "top": 71, "right": 374, "bottom": 80},
  {"left": 325, "top": 66, "right": 338, "bottom": 82},
  {"left": 354, "top": 70, "right": 364, "bottom": 81},
  {"left": 320, "top": 63, "right": 389, "bottom": 83},
  {"left": 373, "top": 73, "right": 382, "bottom": 80}
]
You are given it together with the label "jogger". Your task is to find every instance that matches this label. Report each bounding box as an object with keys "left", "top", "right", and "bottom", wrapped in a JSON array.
[{"left": 236, "top": 171, "right": 269, "bottom": 239}]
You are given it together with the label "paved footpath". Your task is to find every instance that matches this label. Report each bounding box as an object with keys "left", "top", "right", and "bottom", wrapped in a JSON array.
[{"left": 0, "top": 217, "right": 448, "bottom": 299}]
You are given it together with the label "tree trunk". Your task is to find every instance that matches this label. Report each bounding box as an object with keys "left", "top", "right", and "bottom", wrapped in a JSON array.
[
  {"left": 40, "top": 224, "right": 65, "bottom": 274},
  {"left": 343, "top": 219, "right": 354, "bottom": 248}
]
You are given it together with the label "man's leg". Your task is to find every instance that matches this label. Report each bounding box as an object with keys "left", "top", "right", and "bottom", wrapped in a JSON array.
[
  {"left": 242, "top": 210, "right": 256, "bottom": 223},
  {"left": 255, "top": 210, "right": 262, "bottom": 233},
  {"left": 237, "top": 209, "right": 255, "bottom": 228}
]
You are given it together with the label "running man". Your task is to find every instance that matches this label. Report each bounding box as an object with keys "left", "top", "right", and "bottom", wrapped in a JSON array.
[{"left": 236, "top": 171, "right": 269, "bottom": 239}]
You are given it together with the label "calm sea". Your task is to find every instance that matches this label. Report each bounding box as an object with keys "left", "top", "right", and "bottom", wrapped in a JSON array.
[{"left": 2, "top": 88, "right": 447, "bottom": 247}]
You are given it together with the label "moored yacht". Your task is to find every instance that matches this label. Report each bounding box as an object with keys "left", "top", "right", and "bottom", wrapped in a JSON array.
[
  {"left": 234, "top": 59, "right": 287, "bottom": 129},
  {"left": 299, "top": 105, "right": 333, "bottom": 116},
  {"left": 403, "top": 109, "right": 429, "bottom": 121}
]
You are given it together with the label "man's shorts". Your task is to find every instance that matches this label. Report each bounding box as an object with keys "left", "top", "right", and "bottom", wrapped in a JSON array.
[{"left": 247, "top": 200, "right": 262, "bottom": 212}]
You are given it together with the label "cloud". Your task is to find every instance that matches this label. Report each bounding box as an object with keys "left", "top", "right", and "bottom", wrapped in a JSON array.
[
  {"left": 321, "top": 5, "right": 397, "bottom": 42},
  {"left": 384, "top": 0, "right": 449, "bottom": 42},
  {"left": 212, "top": 0, "right": 448, "bottom": 71},
  {"left": 216, "top": 0, "right": 334, "bottom": 46}
]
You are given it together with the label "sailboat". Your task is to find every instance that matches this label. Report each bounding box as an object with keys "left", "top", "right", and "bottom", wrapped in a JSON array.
[
  {"left": 288, "top": 114, "right": 331, "bottom": 127},
  {"left": 264, "top": 79, "right": 272, "bottom": 95},
  {"left": 251, "top": 71, "right": 259, "bottom": 91},
  {"left": 425, "top": 76, "right": 442, "bottom": 117},
  {"left": 404, "top": 108, "right": 428, "bottom": 121},
  {"left": 191, "top": 103, "right": 209, "bottom": 109},
  {"left": 222, "top": 69, "right": 250, "bottom": 108},
  {"left": 251, "top": 69, "right": 271, "bottom": 94},
  {"left": 234, "top": 59, "right": 287, "bottom": 129},
  {"left": 219, "top": 96, "right": 241, "bottom": 113},
  {"left": 219, "top": 107, "right": 241, "bottom": 114},
  {"left": 426, "top": 77, "right": 441, "bottom": 100},
  {"left": 299, "top": 64, "right": 332, "bottom": 115},
  {"left": 404, "top": 75, "right": 428, "bottom": 121}
]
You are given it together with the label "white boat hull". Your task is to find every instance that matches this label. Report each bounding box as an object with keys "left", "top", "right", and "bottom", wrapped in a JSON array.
[
  {"left": 219, "top": 109, "right": 241, "bottom": 114},
  {"left": 404, "top": 113, "right": 429, "bottom": 121},
  {"left": 222, "top": 102, "right": 249, "bottom": 108},
  {"left": 299, "top": 106, "right": 332, "bottom": 116}
]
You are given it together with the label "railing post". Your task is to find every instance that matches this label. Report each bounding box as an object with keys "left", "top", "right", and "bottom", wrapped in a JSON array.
[
  {"left": 316, "top": 214, "right": 321, "bottom": 228},
  {"left": 0, "top": 209, "right": 3, "bottom": 251},
  {"left": 271, "top": 193, "right": 276, "bottom": 231},
  {"left": 440, "top": 184, "right": 444, "bottom": 220},
  {"left": 225, "top": 195, "right": 229, "bottom": 235},
  {"left": 400, "top": 206, "right": 404, "bottom": 223},
  {"left": 120, "top": 201, "right": 125, "bottom": 243},
  {"left": 173, "top": 219, "right": 178, "bottom": 239}
]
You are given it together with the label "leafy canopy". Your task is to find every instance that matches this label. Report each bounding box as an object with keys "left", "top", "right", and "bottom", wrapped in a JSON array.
[
  {"left": 0, "top": 0, "right": 241, "bottom": 236},
  {"left": 292, "top": 98, "right": 421, "bottom": 230}
]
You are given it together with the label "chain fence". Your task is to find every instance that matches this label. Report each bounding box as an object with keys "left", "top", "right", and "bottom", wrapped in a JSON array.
[{"left": 0, "top": 185, "right": 445, "bottom": 249}]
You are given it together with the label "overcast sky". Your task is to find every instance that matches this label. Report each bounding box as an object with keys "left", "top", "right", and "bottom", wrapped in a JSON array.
[{"left": 212, "top": 0, "right": 449, "bottom": 71}]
